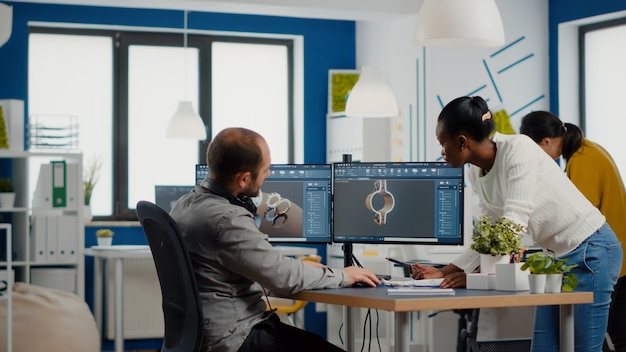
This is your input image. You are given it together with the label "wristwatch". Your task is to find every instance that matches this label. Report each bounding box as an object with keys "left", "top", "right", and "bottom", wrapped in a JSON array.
[{"left": 365, "top": 179, "right": 395, "bottom": 225}]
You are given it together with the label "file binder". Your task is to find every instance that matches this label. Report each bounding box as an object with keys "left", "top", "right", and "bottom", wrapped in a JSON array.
[{"left": 51, "top": 160, "right": 66, "bottom": 208}]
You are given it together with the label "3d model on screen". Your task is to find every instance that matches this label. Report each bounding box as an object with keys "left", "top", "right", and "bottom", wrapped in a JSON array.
[
  {"left": 365, "top": 179, "right": 395, "bottom": 225},
  {"left": 264, "top": 192, "right": 292, "bottom": 228}
]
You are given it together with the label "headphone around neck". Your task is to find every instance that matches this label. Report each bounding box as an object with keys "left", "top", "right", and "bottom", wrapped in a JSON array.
[{"left": 203, "top": 179, "right": 258, "bottom": 215}]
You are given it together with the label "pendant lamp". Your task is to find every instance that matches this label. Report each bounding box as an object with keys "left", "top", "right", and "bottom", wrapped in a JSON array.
[
  {"left": 345, "top": 66, "right": 399, "bottom": 118},
  {"left": 166, "top": 10, "right": 207, "bottom": 140},
  {"left": 415, "top": 0, "right": 505, "bottom": 48},
  {"left": 0, "top": 2, "right": 12, "bottom": 47}
]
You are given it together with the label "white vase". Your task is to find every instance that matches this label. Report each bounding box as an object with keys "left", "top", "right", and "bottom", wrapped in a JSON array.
[
  {"left": 528, "top": 274, "right": 547, "bottom": 294},
  {"left": 84, "top": 205, "right": 93, "bottom": 223},
  {"left": 0, "top": 192, "right": 16, "bottom": 209},
  {"left": 545, "top": 273, "right": 563, "bottom": 293},
  {"left": 97, "top": 236, "right": 113, "bottom": 246},
  {"left": 479, "top": 254, "right": 510, "bottom": 274}
]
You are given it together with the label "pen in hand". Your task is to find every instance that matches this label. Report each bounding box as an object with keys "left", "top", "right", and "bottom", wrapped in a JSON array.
[{"left": 385, "top": 257, "right": 419, "bottom": 275}]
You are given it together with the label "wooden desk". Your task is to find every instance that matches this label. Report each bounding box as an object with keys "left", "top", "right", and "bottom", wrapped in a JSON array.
[{"left": 288, "top": 287, "right": 593, "bottom": 352}]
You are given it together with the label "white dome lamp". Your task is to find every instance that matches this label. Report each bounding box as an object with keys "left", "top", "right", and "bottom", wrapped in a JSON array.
[
  {"left": 345, "top": 66, "right": 399, "bottom": 118},
  {"left": 166, "top": 10, "right": 207, "bottom": 140},
  {"left": 415, "top": 0, "right": 505, "bottom": 48},
  {"left": 0, "top": 2, "right": 13, "bottom": 47}
]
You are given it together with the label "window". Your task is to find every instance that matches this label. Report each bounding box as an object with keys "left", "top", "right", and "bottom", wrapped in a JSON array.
[
  {"left": 579, "top": 19, "right": 626, "bottom": 177},
  {"left": 29, "top": 28, "right": 294, "bottom": 220}
]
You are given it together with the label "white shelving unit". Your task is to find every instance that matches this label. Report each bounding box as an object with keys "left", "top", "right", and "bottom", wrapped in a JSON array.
[
  {"left": 1, "top": 223, "right": 13, "bottom": 352},
  {"left": 0, "top": 150, "right": 84, "bottom": 298}
]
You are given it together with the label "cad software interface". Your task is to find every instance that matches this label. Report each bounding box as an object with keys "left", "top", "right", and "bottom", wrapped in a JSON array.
[
  {"left": 332, "top": 162, "right": 464, "bottom": 244},
  {"left": 259, "top": 164, "right": 332, "bottom": 243}
]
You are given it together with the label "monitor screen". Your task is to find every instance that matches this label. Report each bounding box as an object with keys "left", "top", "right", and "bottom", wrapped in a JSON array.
[
  {"left": 332, "top": 162, "right": 464, "bottom": 245},
  {"left": 155, "top": 185, "right": 195, "bottom": 213},
  {"left": 259, "top": 164, "right": 332, "bottom": 243},
  {"left": 196, "top": 164, "right": 209, "bottom": 185},
  {"left": 195, "top": 163, "right": 333, "bottom": 244}
]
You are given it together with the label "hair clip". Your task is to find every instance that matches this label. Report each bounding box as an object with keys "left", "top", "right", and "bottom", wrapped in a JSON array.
[{"left": 481, "top": 111, "right": 492, "bottom": 122}]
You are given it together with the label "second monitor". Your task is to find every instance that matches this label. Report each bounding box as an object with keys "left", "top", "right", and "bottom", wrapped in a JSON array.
[
  {"left": 332, "top": 161, "right": 464, "bottom": 245},
  {"left": 196, "top": 163, "right": 333, "bottom": 243},
  {"left": 258, "top": 164, "right": 332, "bottom": 243}
]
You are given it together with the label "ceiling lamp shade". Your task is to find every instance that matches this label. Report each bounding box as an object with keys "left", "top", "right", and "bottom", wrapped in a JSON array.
[
  {"left": 345, "top": 66, "right": 399, "bottom": 118},
  {"left": 0, "top": 2, "right": 12, "bottom": 47},
  {"left": 166, "top": 101, "right": 207, "bottom": 139},
  {"left": 166, "top": 10, "right": 206, "bottom": 140},
  {"left": 415, "top": 0, "right": 505, "bottom": 48}
]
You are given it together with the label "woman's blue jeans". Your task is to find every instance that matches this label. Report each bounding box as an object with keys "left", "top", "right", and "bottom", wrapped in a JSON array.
[{"left": 531, "top": 223, "right": 623, "bottom": 352}]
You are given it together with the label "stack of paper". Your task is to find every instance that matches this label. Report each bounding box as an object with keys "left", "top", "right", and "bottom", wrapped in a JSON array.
[
  {"left": 381, "top": 278, "right": 444, "bottom": 287},
  {"left": 387, "top": 287, "right": 455, "bottom": 295}
]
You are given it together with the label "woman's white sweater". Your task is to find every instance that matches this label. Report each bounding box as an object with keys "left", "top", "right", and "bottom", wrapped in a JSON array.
[{"left": 452, "top": 133, "right": 605, "bottom": 273}]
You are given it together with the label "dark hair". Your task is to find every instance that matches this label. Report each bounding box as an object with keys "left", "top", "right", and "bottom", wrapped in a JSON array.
[
  {"left": 519, "top": 110, "right": 583, "bottom": 160},
  {"left": 437, "top": 96, "right": 495, "bottom": 141},
  {"left": 206, "top": 127, "right": 263, "bottom": 185}
]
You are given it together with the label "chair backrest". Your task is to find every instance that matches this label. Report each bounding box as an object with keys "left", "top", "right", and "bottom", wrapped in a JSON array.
[{"left": 136, "top": 200, "right": 203, "bottom": 352}]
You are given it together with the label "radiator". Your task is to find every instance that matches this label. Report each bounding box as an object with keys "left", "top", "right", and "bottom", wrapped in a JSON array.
[{"left": 105, "top": 256, "right": 165, "bottom": 339}]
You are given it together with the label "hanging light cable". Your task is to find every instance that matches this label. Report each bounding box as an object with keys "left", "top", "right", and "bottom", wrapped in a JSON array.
[{"left": 166, "top": 9, "right": 207, "bottom": 139}]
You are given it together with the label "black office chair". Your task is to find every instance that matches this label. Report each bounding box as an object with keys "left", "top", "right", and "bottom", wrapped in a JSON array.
[{"left": 136, "top": 200, "right": 204, "bottom": 352}]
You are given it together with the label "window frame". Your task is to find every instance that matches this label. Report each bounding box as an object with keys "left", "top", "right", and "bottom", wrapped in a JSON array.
[
  {"left": 578, "top": 17, "right": 626, "bottom": 132},
  {"left": 29, "top": 27, "right": 295, "bottom": 221}
]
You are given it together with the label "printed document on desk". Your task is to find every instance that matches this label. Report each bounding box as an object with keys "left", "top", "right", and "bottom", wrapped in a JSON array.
[
  {"left": 381, "top": 278, "right": 444, "bottom": 287},
  {"left": 387, "top": 287, "right": 455, "bottom": 295}
]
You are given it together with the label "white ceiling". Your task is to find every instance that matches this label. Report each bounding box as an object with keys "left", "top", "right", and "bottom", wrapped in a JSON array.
[{"left": 11, "top": 0, "right": 421, "bottom": 21}]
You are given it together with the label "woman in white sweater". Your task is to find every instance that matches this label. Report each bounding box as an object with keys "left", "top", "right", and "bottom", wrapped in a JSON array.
[{"left": 412, "top": 96, "right": 622, "bottom": 352}]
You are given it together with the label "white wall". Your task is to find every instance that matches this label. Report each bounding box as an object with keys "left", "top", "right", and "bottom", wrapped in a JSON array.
[
  {"left": 353, "top": 0, "right": 550, "bottom": 257},
  {"left": 355, "top": 0, "right": 550, "bottom": 163}
]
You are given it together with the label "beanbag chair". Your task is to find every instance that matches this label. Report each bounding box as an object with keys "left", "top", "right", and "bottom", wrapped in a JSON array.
[{"left": 0, "top": 282, "right": 100, "bottom": 352}]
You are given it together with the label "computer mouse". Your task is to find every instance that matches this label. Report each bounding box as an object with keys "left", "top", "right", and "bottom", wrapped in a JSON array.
[{"left": 351, "top": 282, "right": 374, "bottom": 288}]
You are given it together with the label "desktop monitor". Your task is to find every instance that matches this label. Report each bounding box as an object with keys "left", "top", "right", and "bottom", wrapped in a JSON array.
[
  {"left": 196, "top": 164, "right": 209, "bottom": 185},
  {"left": 195, "top": 163, "right": 333, "bottom": 244},
  {"left": 155, "top": 185, "right": 195, "bottom": 213},
  {"left": 332, "top": 162, "right": 464, "bottom": 245}
]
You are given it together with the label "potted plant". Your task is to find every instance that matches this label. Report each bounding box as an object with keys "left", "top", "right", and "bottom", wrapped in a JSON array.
[
  {"left": 520, "top": 252, "right": 578, "bottom": 293},
  {"left": 471, "top": 216, "right": 525, "bottom": 274},
  {"left": 83, "top": 156, "right": 102, "bottom": 222},
  {"left": 95, "top": 228, "right": 114, "bottom": 246},
  {"left": 0, "top": 177, "right": 16, "bottom": 209}
]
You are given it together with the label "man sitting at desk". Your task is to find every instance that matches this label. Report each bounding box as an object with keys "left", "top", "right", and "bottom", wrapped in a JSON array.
[{"left": 170, "top": 127, "right": 379, "bottom": 352}]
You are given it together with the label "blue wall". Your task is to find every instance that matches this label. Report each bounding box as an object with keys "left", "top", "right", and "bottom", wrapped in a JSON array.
[
  {"left": 548, "top": 0, "right": 626, "bottom": 115},
  {"left": 0, "top": 1, "right": 356, "bottom": 163},
  {"left": 1, "top": 2, "right": 355, "bottom": 347}
]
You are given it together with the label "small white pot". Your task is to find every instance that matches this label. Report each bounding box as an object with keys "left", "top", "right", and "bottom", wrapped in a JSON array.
[
  {"left": 480, "top": 254, "right": 510, "bottom": 274},
  {"left": 528, "top": 274, "right": 547, "bottom": 294},
  {"left": 0, "top": 192, "right": 16, "bottom": 209},
  {"left": 97, "top": 236, "right": 113, "bottom": 246},
  {"left": 545, "top": 273, "right": 563, "bottom": 293}
]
